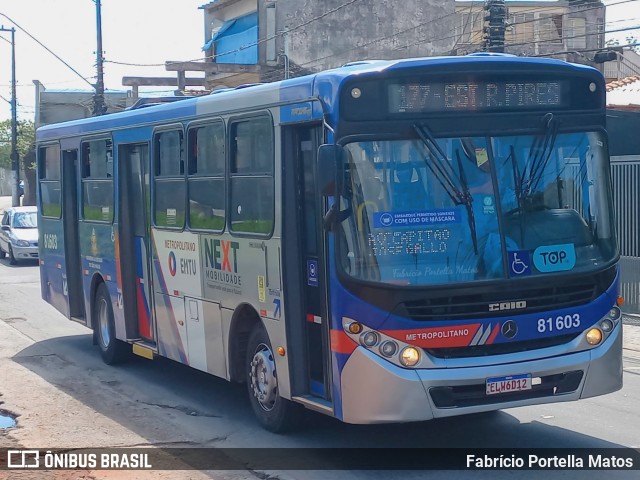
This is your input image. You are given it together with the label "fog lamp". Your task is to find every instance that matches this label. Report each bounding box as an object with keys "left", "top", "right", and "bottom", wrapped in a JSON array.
[
  {"left": 400, "top": 346, "right": 420, "bottom": 367},
  {"left": 601, "top": 319, "right": 614, "bottom": 333},
  {"left": 379, "top": 340, "right": 398, "bottom": 357},
  {"left": 361, "top": 331, "right": 379, "bottom": 347},
  {"left": 586, "top": 328, "right": 603, "bottom": 345},
  {"left": 348, "top": 322, "right": 363, "bottom": 334}
]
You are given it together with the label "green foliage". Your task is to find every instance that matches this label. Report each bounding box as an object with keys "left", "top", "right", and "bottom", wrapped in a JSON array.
[
  {"left": 0, "top": 119, "right": 36, "bottom": 169},
  {"left": 605, "top": 36, "right": 639, "bottom": 53}
]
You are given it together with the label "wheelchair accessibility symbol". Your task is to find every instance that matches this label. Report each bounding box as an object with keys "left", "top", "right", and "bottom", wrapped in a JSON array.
[{"left": 508, "top": 250, "right": 531, "bottom": 277}]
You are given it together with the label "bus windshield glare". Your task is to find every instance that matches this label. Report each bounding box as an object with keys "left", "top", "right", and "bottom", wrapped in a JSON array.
[{"left": 339, "top": 131, "right": 616, "bottom": 285}]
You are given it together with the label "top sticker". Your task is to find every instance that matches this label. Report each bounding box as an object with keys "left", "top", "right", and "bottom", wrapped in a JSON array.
[{"left": 533, "top": 244, "right": 576, "bottom": 272}]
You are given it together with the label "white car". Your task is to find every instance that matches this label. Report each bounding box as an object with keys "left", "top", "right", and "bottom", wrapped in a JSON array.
[{"left": 0, "top": 206, "right": 38, "bottom": 264}]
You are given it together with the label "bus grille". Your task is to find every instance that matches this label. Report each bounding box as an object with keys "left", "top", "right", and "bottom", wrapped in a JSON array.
[
  {"left": 396, "top": 283, "right": 596, "bottom": 321},
  {"left": 424, "top": 333, "right": 579, "bottom": 359}
]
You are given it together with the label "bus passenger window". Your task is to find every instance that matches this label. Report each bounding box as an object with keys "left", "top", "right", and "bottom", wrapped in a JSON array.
[
  {"left": 187, "top": 122, "right": 225, "bottom": 231},
  {"left": 229, "top": 117, "right": 274, "bottom": 235},
  {"left": 38, "top": 144, "right": 62, "bottom": 218},
  {"left": 154, "top": 130, "right": 186, "bottom": 228},
  {"left": 81, "top": 139, "right": 114, "bottom": 223}
]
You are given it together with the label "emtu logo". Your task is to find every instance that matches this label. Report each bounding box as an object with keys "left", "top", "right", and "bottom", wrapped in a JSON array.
[{"left": 168, "top": 251, "right": 177, "bottom": 276}]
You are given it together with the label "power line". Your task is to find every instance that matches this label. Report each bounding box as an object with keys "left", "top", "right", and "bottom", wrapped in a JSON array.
[
  {"left": 490, "top": 24, "right": 640, "bottom": 51},
  {"left": 0, "top": 11, "right": 94, "bottom": 88},
  {"left": 534, "top": 41, "right": 640, "bottom": 58},
  {"left": 403, "top": 0, "right": 637, "bottom": 53},
  {"left": 107, "top": 0, "right": 367, "bottom": 68}
]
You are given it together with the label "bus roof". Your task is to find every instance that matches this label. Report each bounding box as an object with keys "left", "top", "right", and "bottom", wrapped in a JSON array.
[{"left": 36, "top": 54, "right": 600, "bottom": 142}]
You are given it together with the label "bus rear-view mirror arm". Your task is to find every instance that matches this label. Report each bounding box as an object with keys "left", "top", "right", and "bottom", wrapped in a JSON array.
[
  {"left": 318, "top": 144, "right": 351, "bottom": 231},
  {"left": 317, "top": 144, "right": 343, "bottom": 196}
]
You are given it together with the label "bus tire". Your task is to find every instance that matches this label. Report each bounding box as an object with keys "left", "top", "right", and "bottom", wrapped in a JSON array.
[
  {"left": 246, "top": 326, "right": 300, "bottom": 432},
  {"left": 94, "top": 283, "right": 131, "bottom": 365}
]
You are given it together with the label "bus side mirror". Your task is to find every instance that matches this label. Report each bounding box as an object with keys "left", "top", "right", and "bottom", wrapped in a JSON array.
[{"left": 317, "top": 144, "right": 343, "bottom": 196}]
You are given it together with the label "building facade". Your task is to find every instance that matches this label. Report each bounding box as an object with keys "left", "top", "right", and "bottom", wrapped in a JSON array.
[
  {"left": 454, "top": 0, "right": 605, "bottom": 68},
  {"left": 171, "top": 0, "right": 456, "bottom": 89}
]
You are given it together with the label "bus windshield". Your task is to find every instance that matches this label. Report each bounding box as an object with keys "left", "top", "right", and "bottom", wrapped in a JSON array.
[{"left": 339, "top": 131, "right": 616, "bottom": 286}]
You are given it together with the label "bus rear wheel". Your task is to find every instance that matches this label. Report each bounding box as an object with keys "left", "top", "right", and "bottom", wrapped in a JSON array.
[
  {"left": 94, "top": 283, "right": 130, "bottom": 365},
  {"left": 246, "top": 326, "right": 300, "bottom": 432}
]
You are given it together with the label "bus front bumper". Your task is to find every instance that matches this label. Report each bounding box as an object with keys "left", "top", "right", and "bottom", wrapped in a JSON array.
[{"left": 339, "top": 323, "right": 622, "bottom": 424}]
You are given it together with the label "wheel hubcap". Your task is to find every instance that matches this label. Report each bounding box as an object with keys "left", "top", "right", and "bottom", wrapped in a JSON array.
[
  {"left": 249, "top": 343, "right": 277, "bottom": 411},
  {"left": 97, "top": 298, "right": 110, "bottom": 348}
]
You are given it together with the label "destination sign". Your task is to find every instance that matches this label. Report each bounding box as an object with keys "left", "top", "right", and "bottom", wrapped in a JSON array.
[{"left": 388, "top": 80, "right": 565, "bottom": 113}]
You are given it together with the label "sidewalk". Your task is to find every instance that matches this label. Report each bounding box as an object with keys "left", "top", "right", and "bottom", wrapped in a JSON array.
[{"left": 623, "top": 314, "right": 640, "bottom": 360}]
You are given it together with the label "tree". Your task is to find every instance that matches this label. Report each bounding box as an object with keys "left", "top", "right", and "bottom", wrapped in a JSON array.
[
  {"left": 605, "top": 35, "right": 639, "bottom": 53},
  {"left": 0, "top": 119, "right": 36, "bottom": 205}
]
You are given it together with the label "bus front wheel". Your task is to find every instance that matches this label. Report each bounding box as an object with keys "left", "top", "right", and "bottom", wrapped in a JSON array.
[
  {"left": 246, "top": 326, "right": 300, "bottom": 432},
  {"left": 94, "top": 283, "right": 130, "bottom": 365}
]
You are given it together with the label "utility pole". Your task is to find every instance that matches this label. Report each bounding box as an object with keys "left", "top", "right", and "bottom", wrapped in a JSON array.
[
  {"left": 0, "top": 25, "right": 19, "bottom": 206},
  {"left": 483, "top": 0, "right": 507, "bottom": 53},
  {"left": 93, "top": 0, "right": 107, "bottom": 116}
]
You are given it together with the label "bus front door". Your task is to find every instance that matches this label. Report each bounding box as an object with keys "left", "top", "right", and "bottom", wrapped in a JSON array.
[
  {"left": 117, "top": 143, "right": 155, "bottom": 343},
  {"left": 284, "top": 124, "right": 332, "bottom": 403}
]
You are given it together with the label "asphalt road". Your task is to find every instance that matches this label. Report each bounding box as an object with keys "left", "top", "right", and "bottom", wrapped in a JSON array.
[{"left": 0, "top": 259, "right": 639, "bottom": 480}]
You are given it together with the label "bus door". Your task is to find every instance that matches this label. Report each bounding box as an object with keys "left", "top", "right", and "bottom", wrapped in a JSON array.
[
  {"left": 117, "top": 143, "right": 155, "bottom": 343},
  {"left": 283, "top": 124, "right": 332, "bottom": 402},
  {"left": 62, "top": 148, "right": 84, "bottom": 320}
]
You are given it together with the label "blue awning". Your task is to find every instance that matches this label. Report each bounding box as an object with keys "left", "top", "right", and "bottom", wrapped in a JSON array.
[{"left": 202, "top": 12, "right": 258, "bottom": 62}]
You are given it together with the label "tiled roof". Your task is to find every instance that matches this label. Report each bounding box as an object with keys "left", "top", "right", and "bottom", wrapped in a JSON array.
[
  {"left": 606, "top": 75, "right": 640, "bottom": 108},
  {"left": 606, "top": 75, "right": 640, "bottom": 92}
]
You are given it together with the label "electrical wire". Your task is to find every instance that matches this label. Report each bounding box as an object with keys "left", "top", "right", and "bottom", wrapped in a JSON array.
[{"left": 0, "top": 12, "right": 95, "bottom": 88}]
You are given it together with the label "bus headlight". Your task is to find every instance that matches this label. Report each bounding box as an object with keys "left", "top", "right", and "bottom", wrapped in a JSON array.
[
  {"left": 342, "top": 317, "right": 424, "bottom": 368},
  {"left": 379, "top": 340, "right": 398, "bottom": 357},
  {"left": 361, "top": 331, "right": 379, "bottom": 347},
  {"left": 586, "top": 328, "right": 603, "bottom": 345},
  {"left": 601, "top": 319, "right": 614, "bottom": 333},
  {"left": 400, "top": 346, "right": 420, "bottom": 367},
  {"left": 608, "top": 307, "right": 621, "bottom": 320}
]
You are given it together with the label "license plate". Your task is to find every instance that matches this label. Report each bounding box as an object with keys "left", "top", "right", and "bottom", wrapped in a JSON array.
[{"left": 486, "top": 374, "right": 532, "bottom": 395}]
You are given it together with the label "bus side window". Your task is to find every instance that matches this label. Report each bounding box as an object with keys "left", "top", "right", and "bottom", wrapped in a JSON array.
[
  {"left": 187, "top": 121, "right": 226, "bottom": 231},
  {"left": 81, "top": 139, "right": 114, "bottom": 223},
  {"left": 154, "top": 130, "right": 186, "bottom": 229},
  {"left": 38, "top": 144, "right": 62, "bottom": 218},
  {"left": 229, "top": 116, "right": 274, "bottom": 236}
]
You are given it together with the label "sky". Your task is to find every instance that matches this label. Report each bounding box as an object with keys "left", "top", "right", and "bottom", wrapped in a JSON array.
[
  {"left": 0, "top": 0, "right": 638, "bottom": 123},
  {"left": 0, "top": 0, "right": 205, "bottom": 121}
]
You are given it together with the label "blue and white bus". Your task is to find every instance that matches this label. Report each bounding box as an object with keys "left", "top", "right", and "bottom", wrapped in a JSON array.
[{"left": 36, "top": 53, "right": 622, "bottom": 432}]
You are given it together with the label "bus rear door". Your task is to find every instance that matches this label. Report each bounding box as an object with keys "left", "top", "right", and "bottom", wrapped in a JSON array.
[{"left": 117, "top": 142, "right": 155, "bottom": 344}]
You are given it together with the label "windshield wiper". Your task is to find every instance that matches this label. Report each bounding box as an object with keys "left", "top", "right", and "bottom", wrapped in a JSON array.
[
  {"left": 515, "top": 113, "right": 559, "bottom": 207},
  {"left": 413, "top": 123, "right": 478, "bottom": 254}
]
